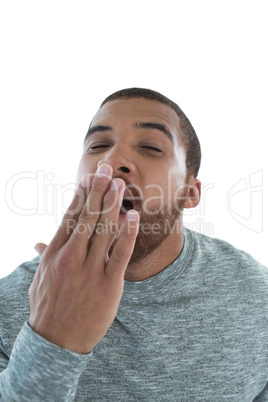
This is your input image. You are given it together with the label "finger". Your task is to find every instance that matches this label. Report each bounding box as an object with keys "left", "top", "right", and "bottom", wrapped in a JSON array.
[
  {"left": 34, "top": 243, "right": 48, "bottom": 256},
  {"left": 88, "top": 178, "right": 125, "bottom": 266},
  {"left": 48, "top": 173, "right": 92, "bottom": 252},
  {"left": 106, "top": 210, "right": 140, "bottom": 279},
  {"left": 69, "top": 164, "right": 113, "bottom": 250}
]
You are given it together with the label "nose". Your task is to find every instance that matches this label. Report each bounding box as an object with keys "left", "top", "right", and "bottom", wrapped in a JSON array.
[{"left": 97, "top": 147, "right": 137, "bottom": 178}]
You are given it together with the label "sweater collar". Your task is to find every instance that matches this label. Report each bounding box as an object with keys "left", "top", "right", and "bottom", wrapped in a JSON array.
[{"left": 122, "top": 227, "right": 193, "bottom": 297}]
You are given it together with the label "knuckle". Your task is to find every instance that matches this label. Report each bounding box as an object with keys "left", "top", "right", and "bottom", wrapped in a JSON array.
[
  {"left": 74, "top": 220, "right": 94, "bottom": 236},
  {"left": 56, "top": 249, "right": 75, "bottom": 271},
  {"left": 113, "top": 246, "right": 128, "bottom": 260},
  {"left": 80, "top": 205, "right": 92, "bottom": 220},
  {"left": 63, "top": 210, "right": 77, "bottom": 220},
  {"left": 62, "top": 214, "right": 77, "bottom": 227},
  {"left": 91, "top": 179, "right": 108, "bottom": 195},
  {"left": 79, "top": 202, "right": 100, "bottom": 221},
  {"left": 95, "top": 218, "right": 117, "bottom": 237},
  {"left": 62, "top": 217, "right": 77, "bottom": 235}
]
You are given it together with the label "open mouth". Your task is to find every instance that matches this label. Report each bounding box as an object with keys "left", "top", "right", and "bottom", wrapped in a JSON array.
[
  {"left": 119, "top": 188, "right": 136, "bottom": 215},
  {"left": 120, "top": 197, "right": 134, "bottom": 215}
]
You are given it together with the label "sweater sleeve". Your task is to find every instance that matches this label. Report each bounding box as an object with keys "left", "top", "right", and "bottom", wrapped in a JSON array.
[{"left": 0, "top": 322, "right": 91, "bottom": 401}]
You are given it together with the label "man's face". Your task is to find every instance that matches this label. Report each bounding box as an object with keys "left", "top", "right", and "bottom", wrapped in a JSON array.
[{"left": 77, "top": 98, "right": 189, "bottom": 264}]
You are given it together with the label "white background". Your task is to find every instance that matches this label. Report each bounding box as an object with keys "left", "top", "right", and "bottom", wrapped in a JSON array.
[{"left": 0, "top": 0, "right": 267, "bottom": 279}]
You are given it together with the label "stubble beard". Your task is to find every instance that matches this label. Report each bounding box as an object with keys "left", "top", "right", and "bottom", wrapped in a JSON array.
[{"left": 128, "top": 202, "right": 184, "bottom": 266}]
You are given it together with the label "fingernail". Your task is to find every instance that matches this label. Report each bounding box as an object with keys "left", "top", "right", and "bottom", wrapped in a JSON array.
[
  {"left": 97, "top": 164, "right": 111, "bottom": 178},
  {"left": 110, "top": 178, "right": 124, "bottom": 191},
  {"left": 81, "top": 174, "right": 91, "bottom": 187},
  {"left": 126, "top": 210, "right": 139, "bottom": 221}
]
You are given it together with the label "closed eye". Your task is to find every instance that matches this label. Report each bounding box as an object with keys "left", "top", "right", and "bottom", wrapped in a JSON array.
[
  {"left": 87, "top": 144, "right": 111, "bottom": 152},
  {"left": 91, "top": 145, "right": 110, "bottom": 149},
  {"left": 142, "top": 145, "right": 162, "bottom": 153}
]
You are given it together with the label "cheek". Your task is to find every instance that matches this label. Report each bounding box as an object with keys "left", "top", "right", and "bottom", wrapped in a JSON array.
[
  {"left": 76, "top": 156, "right": 98, "bottom": 185},
  {"left": 140, "top": 176, "right": 171, "bottom": 210},
  {"left": 141, "top": 166, "right": 187, "bottom": 211},
  {"left": 168, "top": 149, "right": 188, "bottom": 190}
]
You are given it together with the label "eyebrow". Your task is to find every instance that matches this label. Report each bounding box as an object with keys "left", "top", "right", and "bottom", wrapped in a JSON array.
[
  {"left": 84, "top": 125, "right": 112, "bottom": 143},
  {"left": 84, "top": 122, "right": 174, "bottom": 143},
  {"left": 134, "top": 122, "right": 174, "bottom": 143}
]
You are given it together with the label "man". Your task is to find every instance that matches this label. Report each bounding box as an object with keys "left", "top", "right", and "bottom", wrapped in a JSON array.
[{"left": 0, "top": 88, "right": 267, "bottom": 401}]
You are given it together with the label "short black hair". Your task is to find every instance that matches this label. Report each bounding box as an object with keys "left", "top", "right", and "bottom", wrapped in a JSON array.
[{"left": 98, "top": 87, "right": 201, "bottom": 178}]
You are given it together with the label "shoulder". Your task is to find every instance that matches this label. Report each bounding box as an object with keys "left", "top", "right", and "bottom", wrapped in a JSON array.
[
  {"left": 185, "top": 228, "right": 268, "bottom": 293},
  {"left": 187, "top": 227, "right": 267, "bottom": 272},
  {"left": 0, "top": 256, "right": 40, "bottom": 353},
  {"left": 0, "top": 255, "right": 40, "bottom": 299}
]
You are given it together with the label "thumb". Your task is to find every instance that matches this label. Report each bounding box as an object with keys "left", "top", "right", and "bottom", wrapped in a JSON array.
[{"left": 34, "top": 242, "right": 48, "bottom": 256}]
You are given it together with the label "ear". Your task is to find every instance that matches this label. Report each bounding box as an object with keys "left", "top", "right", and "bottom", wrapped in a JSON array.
[{"left": 183, "top": 178, "right": 201, "bottom": 209}]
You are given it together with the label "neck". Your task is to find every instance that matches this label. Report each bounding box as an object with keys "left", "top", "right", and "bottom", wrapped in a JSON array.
[{"left": 124, "top": 217, "right": 184, "bottom": 281}]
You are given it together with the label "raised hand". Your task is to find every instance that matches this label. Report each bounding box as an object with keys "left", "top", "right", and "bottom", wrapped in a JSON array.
[{"left": 28, "top": 164, "right": 139, "bottom": 354}]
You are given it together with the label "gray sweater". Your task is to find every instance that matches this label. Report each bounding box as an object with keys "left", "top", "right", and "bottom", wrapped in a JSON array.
[{"left": 0, "top": 228, "right": 268, "bottom": 401}]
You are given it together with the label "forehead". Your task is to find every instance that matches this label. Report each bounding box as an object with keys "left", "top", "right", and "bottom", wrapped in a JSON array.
[{"left": 91, "top": 98, "right": 181, "bottom": 137}]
